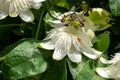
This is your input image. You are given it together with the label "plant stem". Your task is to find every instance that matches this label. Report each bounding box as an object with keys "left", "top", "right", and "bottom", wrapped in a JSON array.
[
  {"left": 35, "top": 8, "right": 45, "bottom": 40},
  {"left": 85, "top": 0, "right": 90, "bottom": 16},
  {"left": 0, "top": 24, "right": 23, "bottom": 27},
  {"left": 0, "top": 23, "right": 31, "bottom": 28}
]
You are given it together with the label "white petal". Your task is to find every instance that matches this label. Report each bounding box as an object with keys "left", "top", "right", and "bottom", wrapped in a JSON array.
[
  {"left": 86, "top": 29, "right": 95, "bottom": 40},
  {"left": 55, "top": 33, "right": 71, "bottom": 53},
  {"left": 44, "top": 29, "right": 58, "bottom": 40},
  {"left": 96, "top": 68, "right": 112, "bottom": 78},
  {"left": 110, "top": 53, "right": 120, "bottom": 64},
  {"left": 15, "top": 0, "right": 30, "bottom": 11},
  {"left": 53, "top": 48, "right": 66, "bottom": 60},
  {"left": 84, "top": 17, "right": 97, "bottom": 31},
  {"left": 31, "top": 3, "right": 42, "bottom": 9},
  {"left": 50, "top": 11, "right": 62, "bottom": 19},
  {"left": 100, "top": 53, "right": 120, "bottom": 64},
  {"left": 19, "top": 10, "right": 34, "bottom": 22},
  {"left": 92, "top": 48, "right": 103, "bottom": 55},
  {"left": 79, "top": 31, "right": 93, "bottom": 47},
  {"left": 82, "top": 48, "right": 102, "bottom": 59},
  {"left": 47, "top": 20, "right": 66, "bottom": 27},
  {"left": 0, "top": 12, "right": 8, "bottom": 19},
  {"left": 96, "top": 61, "right": 120, "bottom": 79},
  {"left": 68, "top": 47, "right": 82, "bottom": 63},
  {"left": 72, "top": 35, "right": 82, "bottom": 51},
  {"left": 100, "top": 57, "right": 113, "bottom": 64},
  {"left": 53, "top": 33, "right": 71, "bottom": 59},
  {"left": 32, "top": 0, "right": 46, "bottom": 3},
  {"left": 38, "top": 42, "right": 54, "bottom": 50},
  {"left": 0, "top": 0, "right": 9, "bottom": 19},
  {"left": 9, "top": 0, "right": 19, "bottom": 17}
]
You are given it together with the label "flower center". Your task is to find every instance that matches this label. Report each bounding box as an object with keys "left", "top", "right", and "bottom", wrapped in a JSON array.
[
  {"left": 61, "top": 26, "right": 80, "bottom": 35},
  {"left": 61, "top": 12, "right": 84, "bottom": 28}
]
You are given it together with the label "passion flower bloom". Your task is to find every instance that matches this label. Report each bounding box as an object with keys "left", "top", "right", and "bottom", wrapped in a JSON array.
[
  {"left": 45, "top": 11, "right": 97, "bottom": 32},
  {"left": 96, "top": 52, "right": 120, "bottom": 79},
  {"left": 0, "top": 0, "right": 45, "bottom": 22},
  {"left": 38, "top": 26, "right": 102, "bottom": 63}
]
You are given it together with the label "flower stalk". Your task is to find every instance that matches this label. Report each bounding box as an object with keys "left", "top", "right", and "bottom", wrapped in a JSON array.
[{"left": 35, "top": 8, "right": 45, "bottom": 40}]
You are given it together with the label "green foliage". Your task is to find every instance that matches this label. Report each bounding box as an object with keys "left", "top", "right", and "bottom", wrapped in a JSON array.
[
  {"left": 76, "top": 60, "right": 108, "bottom": 80},
  {"left": 94, "top": 31, "right": 110, "bottom": 52},
  {"left": 40, "top": 59, "right": 67, "bottom": 80},
  {"left": 67, "top": 55, "right": 109, "bottom": 80},
  {"left": 1, "top": 39, "right": 47, "bottom": 79},
  {"left": 48, "top": 0, "right": 69, "bottom": 10},
  {"left": 109, "top": 0, "right": 120, "bottom": 16},
  {"left": 67, "top": 59, "right": 82, "bottom": 80}
]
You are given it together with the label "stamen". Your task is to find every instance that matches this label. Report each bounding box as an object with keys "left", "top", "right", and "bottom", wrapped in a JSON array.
[
  {"left": 61, "top": 15, "right": 67, "bottom": 22},
  {"left": 61, "top": 18, "right": 65, "bottom": 22},
  {"left": 61, "top": 12, "right": 84, "bottom": 27},
  {"left": 77, "top": 15, "right": 84, "bottom": 27},
  {"left": 70, "top": 12, "right": 77, "bottom": 17}
]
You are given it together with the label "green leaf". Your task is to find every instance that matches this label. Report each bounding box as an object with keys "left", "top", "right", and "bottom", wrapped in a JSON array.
[
  {"left": 115, "top": 43, "right": 120, "bottom": 49},
  {"left": 0, "top": 39, "right": 28, "bottom": 57},
  {"left": 50, "top": 0, "right": 69, "bottom": 9},
  {"left": 109, "top": 0, "right": 120, "bottom": 16},
  {"left": 76, "top": 60, "right": 108, "bottom": 80},
  {"left": 67, "top": 55, "right": 92, "bottom": 80},
  {"left": 40, "top": 59, "right": 67, "bottom": 80},
  {"left": 94, "top": 31, "right": 110, "bottom": 52},
  {"left": 56, "top": 0, "right": 69, "bottom": 9},
  {"left": 67, "top": 59, "right": 82, "bottom": 80},
  {"left": 1, "top": 39, "right": 47, "bottom": 79}
]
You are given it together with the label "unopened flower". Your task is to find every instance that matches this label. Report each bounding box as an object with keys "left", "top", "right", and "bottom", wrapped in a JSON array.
[
  {"left": 88, "top": 8, "right": 111, "bottom": 31},
  {"left": 38, "top": 26, "right": 102, "bottom": 63},
  {"left": 45, "top": 11, "right": 97, "bottom": 32},
  {"left": 0, "top": 0, "right": 45, "bottom": 22},
  {"left": 96, "top": 52, "right": 120, "bottom": 79}
]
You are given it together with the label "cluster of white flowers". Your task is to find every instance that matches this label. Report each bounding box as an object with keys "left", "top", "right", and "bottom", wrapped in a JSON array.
[
  {"left": 0, "top": 0, "right": 45, "bottom": 22},
  {"left": 38, "top": 11, "right": 102, "bottom": 63},
  {"left": 96, "top": 52, "right": 120, "bottom": 80}
]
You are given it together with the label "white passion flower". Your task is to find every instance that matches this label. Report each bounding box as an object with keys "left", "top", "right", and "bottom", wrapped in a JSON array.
[
  {"left": 0, "top": 0, "right": 45, "bottom": 22},
  {"left": 96, "top": 52, "right": 120, "bottom": 79},
  {"left": 38, "top": 26, "right": 102, "bottom": 63},
  {"left": 46, "top": 11, "right": 97, "bottom": 32}
]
